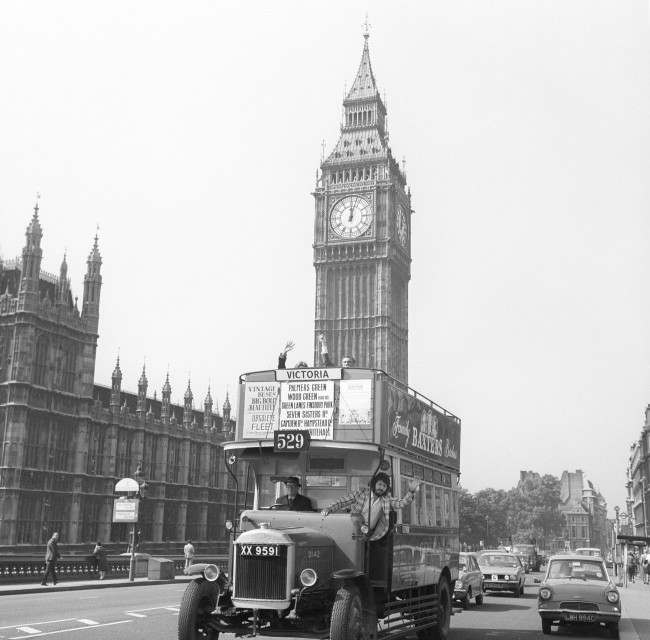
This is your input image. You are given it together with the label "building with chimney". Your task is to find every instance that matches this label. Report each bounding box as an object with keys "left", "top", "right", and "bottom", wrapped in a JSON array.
[
  {"left": 551, "top": 469, "right": 608, "bottom": 554},
  {"left": 0, "top": 203, "right": 239, "bottom": 548}
]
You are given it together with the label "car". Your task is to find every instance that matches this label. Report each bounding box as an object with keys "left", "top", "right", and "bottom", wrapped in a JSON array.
[
  {"left": 477, "top": 550, "right": 526, "bottom": 597},
  {"left": 537, "top": 553, "right": 621, "bottom": 638},
  {"left": 454, "top": 552, "right": 484, "bottom": 608}
]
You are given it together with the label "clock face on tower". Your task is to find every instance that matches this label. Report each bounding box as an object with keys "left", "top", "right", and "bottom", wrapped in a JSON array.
[
  {"left": 330, "top": 195, "right": 372, "bottom": 239},
  {"left": 396, "top": 205, "right": 408, "bottom": 247}
]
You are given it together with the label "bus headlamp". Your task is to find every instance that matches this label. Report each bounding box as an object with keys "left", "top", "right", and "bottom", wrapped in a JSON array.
[
  {"left": 300, "top": 568, "right": 318, "bottom": 587},
  {"left": 360, "top": 524, "right": 370, "bottom": 535},
  {"left": 538, "top": 587, "right": 552, "bottom": 600},
  {"left": 225, "top": 520, "right": 234, "bottom": 531},
  {"left": 204, "top": 564, "right": 220, "bottom": 582}
]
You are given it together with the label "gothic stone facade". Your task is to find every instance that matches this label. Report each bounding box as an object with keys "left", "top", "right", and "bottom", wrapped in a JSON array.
[
  {"left": 551, "top": 469, "right": 608, "bottom": 554},
  {"left": 0, "top": 206, "right": 237, "bottom": 547},
  {"left": 313, "top": 35, "right": 411, "bottom": 383}
]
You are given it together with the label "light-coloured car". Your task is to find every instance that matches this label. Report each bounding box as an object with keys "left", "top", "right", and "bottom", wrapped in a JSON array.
[
  {"left": 477, "top": 550, "right": 526, "bottom": 597},
  {"left": 537, "top": 554, "right": 621, "bottom": 638},
  {"left": 575, "top": 547, "right": 602, "bottom": 558},
  {"left": 453, "top": 552, "right": 484, "bottom": 608}
]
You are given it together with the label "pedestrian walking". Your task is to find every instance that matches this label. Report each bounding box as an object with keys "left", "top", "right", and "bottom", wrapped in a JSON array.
[
  {"left": 183, "top": 540, "right": 195, "bottom": 573},
  {"left": 627, "top": 550, "right": 638, "bottom": 583},
  {"left": 93, "top": 541, "right": 107, "bottom": 580},
  {"left": 41, "top": 532, "right": 60, "bottom": 586},
  {"left": 641, "top": 547, "right": 650, "bottom": 585}
]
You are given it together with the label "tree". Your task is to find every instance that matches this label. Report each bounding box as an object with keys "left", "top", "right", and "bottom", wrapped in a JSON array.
[{"left": 509, "top": 471, "right": 563, "bottom": 548}]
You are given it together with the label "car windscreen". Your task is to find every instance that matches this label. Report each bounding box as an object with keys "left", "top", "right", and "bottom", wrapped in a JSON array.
[
  {"left": 548, "top": 559, "right": 607, "bottom": 581},
  {"left": 480, "top": 554, "right": 518, "bottom": 567}
]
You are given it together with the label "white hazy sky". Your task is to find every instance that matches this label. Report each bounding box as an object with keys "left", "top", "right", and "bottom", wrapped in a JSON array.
[{"left": 2, "top": 1, "right": 649, "bottom": 515}]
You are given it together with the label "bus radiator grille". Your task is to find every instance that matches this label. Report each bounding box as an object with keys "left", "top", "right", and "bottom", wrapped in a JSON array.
[{"left": 234, "top": 546, "right": 288, "bottom": 600}]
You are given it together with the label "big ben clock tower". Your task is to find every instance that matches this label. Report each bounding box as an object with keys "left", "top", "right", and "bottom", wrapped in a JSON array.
[{"left": 313, "top": 31, "right": 411, "bottom": 383}]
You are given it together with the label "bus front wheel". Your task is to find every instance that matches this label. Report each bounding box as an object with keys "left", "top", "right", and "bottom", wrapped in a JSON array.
[
  {"left": 330, "top": 585, "right": 370, "bottom": 640},
  {"left": 178, "top": 579, "right": 219, "bottom": 640}
]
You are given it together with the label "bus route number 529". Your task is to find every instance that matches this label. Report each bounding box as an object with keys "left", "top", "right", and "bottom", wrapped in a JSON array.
[{"left": 273, "top": 430, "right": 311, "bottom": 452}]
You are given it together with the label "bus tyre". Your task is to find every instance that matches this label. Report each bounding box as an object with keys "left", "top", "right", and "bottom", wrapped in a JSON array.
[
  {"left": 178, "top": 579, "right": 219, "bottom": 640},
  {"left": 418, "top": 579, "right": 451, "bottom": 640},
  {"left": 330, "top": 585, "right": 369, "bottom": 640},
  {"left": 541, "top": 619, "right": 552, "bottom": 635}
]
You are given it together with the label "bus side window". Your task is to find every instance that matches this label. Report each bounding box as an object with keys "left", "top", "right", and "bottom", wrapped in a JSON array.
[
  {"left": 425, "top": 484, "right": 434, "bottom": 526},
  {"left": 434, "top": 486, "right": 443, "bottom": 526},
  {"left": 400, "top": 476, "right": 412, "bottom": 525}
]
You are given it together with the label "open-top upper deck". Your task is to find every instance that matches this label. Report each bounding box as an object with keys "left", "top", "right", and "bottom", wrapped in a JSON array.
[{"left": 236, "top": 366, "right": 461, "bottom": 472}]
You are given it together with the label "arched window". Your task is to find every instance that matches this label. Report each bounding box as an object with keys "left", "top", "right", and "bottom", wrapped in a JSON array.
[{"left": 33, "top": 335, "right": 49, "bottom": 386}]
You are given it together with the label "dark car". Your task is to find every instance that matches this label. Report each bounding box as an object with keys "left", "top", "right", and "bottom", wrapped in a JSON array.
[
  {"left": 537, "top": 554, "right": 621, "bottom": 638},
  {"left": 454, "top": 552, "right": 484, "bottom": 608},
  {"left": 477, "top": 550, "right": 526, "bottom": 597}
]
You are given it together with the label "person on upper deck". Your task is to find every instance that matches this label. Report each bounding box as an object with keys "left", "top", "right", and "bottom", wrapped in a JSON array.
[
  {"left": 318, "top": 334, "right": 355, "bottom": 368},
  {"left": 277, "top": 341, "right": 309, "bottom": 369},
  {"left": 321, "top": 472, "right": 420, "bottom": 542}
]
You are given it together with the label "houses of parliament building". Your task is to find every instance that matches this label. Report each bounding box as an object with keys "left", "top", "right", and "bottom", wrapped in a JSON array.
[
  {"left": 0, "top": 204, "right": 238, "bottom": 548},
  {"left": 1, "top": 30, "right": 411, "bottom": 549}
]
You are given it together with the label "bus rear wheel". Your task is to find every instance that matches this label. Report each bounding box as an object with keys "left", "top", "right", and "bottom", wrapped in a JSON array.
[
  {"left": 417, "top": 579, "right": 451, "bottom": 640},
  {"left": 330, "top": 585, "right": 370, "bottom": 640}
]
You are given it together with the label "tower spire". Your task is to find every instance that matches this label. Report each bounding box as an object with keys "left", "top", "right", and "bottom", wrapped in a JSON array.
[{"left": 345, "top": 30, "right": 379, "bottom": 102}]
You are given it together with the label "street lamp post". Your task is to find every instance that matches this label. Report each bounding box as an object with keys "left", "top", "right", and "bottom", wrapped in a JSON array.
[
  {"left": 485, "top": 515, "right": 489, "bottom": 548},
  {"left": 113, "top": 474, "right": 145, "bottom": 582}
]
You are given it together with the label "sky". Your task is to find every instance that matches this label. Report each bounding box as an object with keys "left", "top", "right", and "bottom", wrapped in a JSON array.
[{"left": 1, "top": 0, "right": 649, "bottom": 516}]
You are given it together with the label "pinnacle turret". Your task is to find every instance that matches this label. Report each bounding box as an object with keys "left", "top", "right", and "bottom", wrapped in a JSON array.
[
  {"left": 19, "top": 198, "right": 44, "bottom": 306},
  {"left": 203, "top": 386, "right": 213, "bottom": 429},
  {"left": 183, "top": 380, "right": 193, "bottom": 427},
  {"left": 222, "top": 392, "right": 232, "bottom": 430},
  {"left": 111, "top": 356, "right": 122, "bottom": 407},
  {"left": 137, "top": 363, "right": 148, "bottom": 414},
  {"left": 161, "top": 373, "right": 171, "bottom": 421},
  {"left": 82, "top": 233, "right": 102, "bottom": 332}
]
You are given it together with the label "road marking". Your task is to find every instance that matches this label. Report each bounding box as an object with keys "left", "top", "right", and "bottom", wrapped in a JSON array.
[
  {"left": 125, "top": 612, "right": 147, "bottom": 618},
  {"left": 164, "top": 607, "right": 179, "bottom": 612},
  {"left": 8, "top": 620, "right": 131, "bottom": 639},
  {"left": 124, "top": 604, "right": 178, "bottom": 612},
  {"left": 0, "top": 621, "right": 77, "bottom": 631},
  {"left": 76, "top": 620, "right": 98, "bottom": 625},
  {"left": 16, "top": 629, "right": 41, "bottom": 636}
]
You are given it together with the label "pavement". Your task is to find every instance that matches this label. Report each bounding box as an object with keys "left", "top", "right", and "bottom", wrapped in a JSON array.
[
  {"left": 0, "top": 574, "right": 194, "bottom": 597},
  {"left": 618, "top": 579, "right": 650, "bottom": 640}
]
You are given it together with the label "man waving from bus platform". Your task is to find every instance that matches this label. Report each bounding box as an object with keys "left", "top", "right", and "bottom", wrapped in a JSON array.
[{"left": 321, "top": 472, "right": 419, "bottom": 542}]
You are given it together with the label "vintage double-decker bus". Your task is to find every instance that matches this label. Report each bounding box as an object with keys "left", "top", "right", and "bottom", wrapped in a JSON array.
[{"left": 178, "top": 365, "right": 461, "bottom": 640}]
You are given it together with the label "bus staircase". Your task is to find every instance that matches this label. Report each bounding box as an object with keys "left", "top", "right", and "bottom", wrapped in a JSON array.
[{"left": 375, "top": 589, "right": 441, "bottom": 640}]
